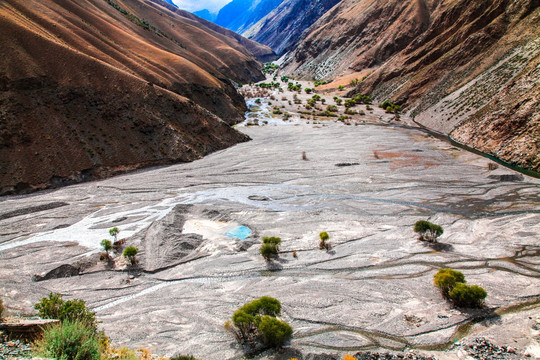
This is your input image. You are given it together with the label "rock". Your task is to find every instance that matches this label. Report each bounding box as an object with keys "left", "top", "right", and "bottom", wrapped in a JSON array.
[
  {"left": 0, "top": 319, "right": 59, "bottom": 341},
  {"left": 32, "top": 264, "right": 80, "bottom": 282}
]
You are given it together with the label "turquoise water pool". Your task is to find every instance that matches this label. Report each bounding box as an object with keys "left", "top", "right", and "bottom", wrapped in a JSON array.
[{"left": 225, "top": 226, "right": 252, "bottom": 240}]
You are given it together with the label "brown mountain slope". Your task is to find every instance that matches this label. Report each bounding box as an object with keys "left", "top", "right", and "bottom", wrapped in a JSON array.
[
  {"left": 281, "top": 0, "right": 540, "bottom": 172},
  {"left": 0, "top": 0, "right": 268, "bottom": 195}
]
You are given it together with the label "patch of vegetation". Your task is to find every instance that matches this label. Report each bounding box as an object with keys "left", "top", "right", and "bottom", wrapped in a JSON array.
[
  {"left": 305, "top": 88, "right": 313, "bottom": 94},
  {"left": 434, "top": 269, "right": 487, "bottom": 308},
  {"left": 288, "top": 82, "right": 302, "bottom": 92},
  {"left": 257, "top": 82, "right": 280, "bottom": 89},
  {"left": 34, "top": 320, "right": 100, "bottom": 360},
  {"left": 0, "top": 297, "right": 4, "bottom": 319},
  {"left": 224, "top": 296, "right": 292, "bottom": 348},
  {"left": 380, "top": 101, "right": 401, "bottom": 113},
  {"left": 353, "top": 94, "right": 372, "bottom": 104},
  {"left": 262, "top": 63, "right": 279, "bottom": 74},
  {"left": 260, "top": 237, "right": 281, "bottom": 261},
  {"left": 449, "top": 283, "right": 487, "bottom": 308},
  {"left": 35, "top": 293, "right": 97, "bottom": 330},
  {"left": 344, "top": 99, "right": 356, "bottom": 108},
  {"left": 123, "top": 246, "right": 139, "bottom": 265},
  {"left": 349, "top": 78, "right": 360, "bottom": 86},
  {"left": 100, "top": 239, "right": 112, "bottom": 258},
  {"left": 338, "top": 85, "right": 345, "bottom": 90},
  {"left": 109, "top": 227, "right": 119, "bottom": 242},
  {"left": 326, "top": 105, "right": 338, "bottom": 112},
  {"left": 414, "top": 220, "right": 443, "bottom": 242},
  {"left": 434, "top": 268, "right": 465, "bottom": 296},
  {"left": 314, "top": 80, "right": 329, "bottom": 87},
  {"left": 319, "top": 232, "right": 331, "bottom": 250}
]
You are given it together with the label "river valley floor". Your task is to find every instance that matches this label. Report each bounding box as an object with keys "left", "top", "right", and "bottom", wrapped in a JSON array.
[{"left": 1, "top": 100, "right": 539, "bottom": 359}]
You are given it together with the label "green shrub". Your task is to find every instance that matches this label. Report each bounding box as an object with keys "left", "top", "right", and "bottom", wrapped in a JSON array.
[
  {"left": 344, "top": 99, "right": 356, "bottom": 108},
  {"left": 449, "top": 283, "right": 487, "bottom": 308},
  {"left": 100, "top": 239, "right": 112, "bottom": 256},
  {"left": 260, "top": 243, "right": 278, "bottom": 261},
  {"left": 35, "top": 293, "right": 96, "bottom": 330},
  {"left": 305, "top": 88, "right": 312, "bottom": 94},
  {"left": 109, "top": 227, "right": 119, "bottom": 242},
  {"left": 123, "top": 246, "right": 138, "bottom": 264},
  {"left": 326, "top": 105, "right": 338, "bottom": 112},
  {"left": 34, "top": 320, "right": 100, "bottom": 360},
  {"left": 0, "top": 297, "right": 4, "bottom": 319},
  {"left": 257, "top": 316, "right": 293, "bottom": 347},
  {"left": 414, "top": 220, "right": 443, "bottom": 242},
  {"left": 262, "top": 237, "right": 281, "bottom": 249},
  {"left": 319, "top": 232, "right": 331, "bottom": 250},
  {"left": 434, "top": 268, "right": 465, "bottom": 296},
  {"left": 225, "top": 297, "right": 291, "bottom": 348},
  {"left": 338, "top": 85, "right": 345, "bottom": 90}
]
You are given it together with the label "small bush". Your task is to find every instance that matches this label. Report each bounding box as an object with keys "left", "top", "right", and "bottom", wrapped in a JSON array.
[
  {"left": 338, "top": 85, "right": 345, "bottom": 90},
  {"left": 414, "top": 220, "right": 443, "bottom": 242},
  {"left": 449, "top": 283, "right": 487, "bottom": 308},
  {"left": 34, "top": 320, "right": 100, "bottom": 360},
  {"left": 262, "top": 236, "right": 281, "bottom": 250},
  {"left": 123, "top": 246, "right": 138, "bottom": 264},
  {"left": 35, "top": 293, "right": 96, "bottom": 330},
  {"left": 326, "top": 105, "right": 338, "bottom": 112},
  {"left": 434, "top": 268, "right": 465, "bottom": 296},
  {"left": 100, "top": 239, "right": 112, "bottom": 255},
  {"left": 109, "top": 227, "right": 119, "bottom": 241},
  {"left": 225, "top": 297, "right": 291, "bottom": 348},
  {"left": 258, "top": 316, "right": 293, "bottom": 347},
  {"left": 319, "top": 232, "right": 331, "bottom": 250},
  {"left": 260, "top": 243, "right": 278, "bottom": 261}
]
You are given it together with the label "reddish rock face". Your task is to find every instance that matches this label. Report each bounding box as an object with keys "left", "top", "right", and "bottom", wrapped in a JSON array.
[
  {"left": 0, "top": 0, "right": 273, "bottom": 195},
  {"left": 280, "top": 0, "right": 540, "bottom": 172}
]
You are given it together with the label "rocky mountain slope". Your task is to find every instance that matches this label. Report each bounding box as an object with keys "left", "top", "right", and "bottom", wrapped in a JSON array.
[
  {"left": 0, "top": 0, "right": 273, "bottom": 195},
  {"left": 214, "top": 0, "right": 284, "bottom": 34},
  {"left": 280, "top": 0, "right": 540, "bottom": 173},
  {"left": 193, "top": 9, "right": 216, "bottom": 22},
  {"left": 243, "top": 0, "right": 341, "bottom": 56}
]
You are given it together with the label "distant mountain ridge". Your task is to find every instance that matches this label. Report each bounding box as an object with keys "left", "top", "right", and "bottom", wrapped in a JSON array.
[
  {"left": 215, "top": 0, "right": 284, "bottom": 34},
  {"left": 193, "top": 9, "right": 216, "bottom": 22},
  {"left": 243, "top": 0, "right": 341, "bottom": 56}
]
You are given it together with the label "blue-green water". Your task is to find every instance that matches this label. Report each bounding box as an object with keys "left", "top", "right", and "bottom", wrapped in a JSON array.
[{"left": 225, "top": 226, "right": 252, "bottom": 240}]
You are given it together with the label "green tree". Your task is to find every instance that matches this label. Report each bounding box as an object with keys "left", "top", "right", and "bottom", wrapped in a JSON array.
[
  {"left": 109, "top": 227, "right": 119, "bottom": 242},
  {"left": 319, "top": 232, "right": 331, "bottom": 250},
  {"left": 225, "top": 297, "right": 292, "bottom": 348},
  {"left": 414, "top": 220, "right": 443, "bottom": 242},
  {"left": 260, "top": 243, "right": 278, "bottom": 261},
  {"left": 100, "top": 239, "right": 112, "bottom": 257},
  {"left": 123, "top": 246, "right": 138, "bottom": 265}
]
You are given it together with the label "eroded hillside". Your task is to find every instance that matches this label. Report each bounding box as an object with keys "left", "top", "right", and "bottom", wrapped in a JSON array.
[
  {"left": 280, "top": 0, "right": 540, "bottom": 172},
  {"left": 0, "top": 0, "right": 273, "bottom": 195}
]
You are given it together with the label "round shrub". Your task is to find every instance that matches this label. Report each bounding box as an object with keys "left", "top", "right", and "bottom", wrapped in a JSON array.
[
  {"left": 260, "top": 243, "right": 278, "bottom": 261},
  {"left": 257, "top": 316, "right": 293, "bottom": 347},
  {"left": 434, "top": 268, "right": 465, "bottom": 296},
  {"left": 449, "top": 283, "right": 487, "bottom": 308},
  {"left": 123, "top": 246, "right": 138, "bottom": 264},
  {"left": 414, "top": 220, "right": 443, "bottom": 242},
  {"left": 34, "top": 320, "right": 100, "bottom": 360}
]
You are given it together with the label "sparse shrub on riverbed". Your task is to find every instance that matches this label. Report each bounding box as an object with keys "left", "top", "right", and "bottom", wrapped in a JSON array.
[
  {"left": 414, "top": 220, "right": 443, "bottom": 242},
  {"left": 123, "top": 246, "right": 139, "bottom": 265},
  {"left": 224, "top": 296, "right": 292, "bottom": 349},
  {"left": 34, "top": 320, "right": 100, "bottom": 360},
  {"left": 319, "top": 232, "right": 331, "bottom": 250},
  {"left": 260, "top": 237, "right": 281, "bottom": 261},
  {"left": 434, "top": 269, "right": 487, "bottom": 308}
]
